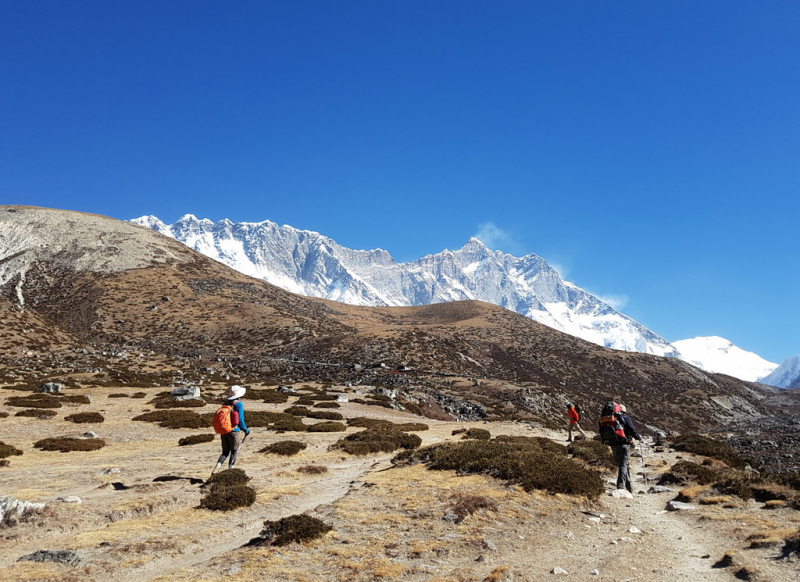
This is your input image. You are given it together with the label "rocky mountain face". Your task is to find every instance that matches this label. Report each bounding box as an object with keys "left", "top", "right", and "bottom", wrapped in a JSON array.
[
  {"left": 671, "top": 336, "right": 778, "bottom": 383},
  {"left": 0, "top": 206, "right": 779, "bottom": 432},
  {"left": 760, "top": 355, "right": 800, "bottom": 389},
  {"left": 132, "top": 214, "right": 679, "bottom": 357}
]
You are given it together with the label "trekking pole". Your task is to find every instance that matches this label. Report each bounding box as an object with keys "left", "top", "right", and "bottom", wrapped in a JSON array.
[{"left": 640, "top": 439, "right": 649, "bottom": 492}]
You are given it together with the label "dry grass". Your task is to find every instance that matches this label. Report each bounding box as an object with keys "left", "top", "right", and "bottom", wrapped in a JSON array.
[
  {"left": 700, "top": 496, "right": 733, "bottom": 505},
  {"left": 764, "top": 499, "right": 785, "bottom": 509},
  {"left": 746, "top": 528, "right": 798, "bottom": 548},
  {"left": 677, "top": 484, "right": 712, "bottom": 502},
  {"left": 297, "top": 465, "right": 328, "bottom": 475}
]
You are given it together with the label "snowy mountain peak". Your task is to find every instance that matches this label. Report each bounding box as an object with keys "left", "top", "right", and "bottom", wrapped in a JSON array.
[
  {"left": 671, "top": 336, "right": 778, "bottom": 382},
  {"left": 131, "top": 214, "right": 680, "bottom": 357}
]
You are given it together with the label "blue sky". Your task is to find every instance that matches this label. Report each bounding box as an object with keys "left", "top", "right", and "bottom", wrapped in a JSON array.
[{"left": 2, "top": 1, "right": 798, "bottom": 363}]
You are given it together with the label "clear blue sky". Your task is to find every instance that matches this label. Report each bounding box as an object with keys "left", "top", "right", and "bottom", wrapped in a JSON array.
[{"left": 2, "top": 1, "right": 798, "bottom": 363}]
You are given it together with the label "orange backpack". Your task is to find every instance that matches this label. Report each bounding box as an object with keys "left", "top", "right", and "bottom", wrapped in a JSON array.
[{"left": 213, "top": 404, "right": 234, "bottom": 434}]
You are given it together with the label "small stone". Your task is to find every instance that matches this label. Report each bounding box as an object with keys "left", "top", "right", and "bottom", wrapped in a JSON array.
[
  {"left": 442, "top": 513, "right": 458, "bottom": 523},
  {"left": 100, "top": 468, "right": 121, "bottom": 475},
  {"left": 629, "top": 526, "right": 642, "bottom": 534},
  {"left": 83, "top": 431, "right": 99, "bottom": 439},
  {"left": 56, "top": 496, "right": 82, "bottom": 504},
  {"left": 552, "top": 566, "right": 568, "bottom": 575},
  {"left": 610, "top": 489, "right": 634, "bottom": 499},
  {"left": 591, "top": 569, "right": 600, "bottom": 576},
  {"left": 476, "top": 555, "right": 486, "bottom": 562},
  {"left": 588, "top": 517, "right": 601, "bottom": 523},
  {"left": 484, "top": 540, "right": 497, "bottom": 551},
  {"left": 648, "top": 485, "right": 676, "bottom": 494},
  {"left": 335, "top": 394, "right": 349, "bottom": 403},
  {"left": 666, "top": 500, "right": 696, "bottom": 511}
]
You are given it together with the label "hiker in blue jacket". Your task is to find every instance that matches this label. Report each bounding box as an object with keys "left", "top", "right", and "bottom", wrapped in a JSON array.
[{"left": 212, "top": 385, "right": 250, "bottom": 474}]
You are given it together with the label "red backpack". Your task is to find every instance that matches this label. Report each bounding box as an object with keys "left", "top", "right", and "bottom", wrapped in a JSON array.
[
  {"left": 213, "top": 404, "right": 239, "bottom": 434},
  {"left": 598, "top": 401, "right": 627, "bottom": 445}
]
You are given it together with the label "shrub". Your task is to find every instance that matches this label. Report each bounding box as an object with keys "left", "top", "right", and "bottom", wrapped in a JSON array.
[
  {"left": 108, "top": 393, "right": 129, "bottom": 398},
  {"left": 351, "top": 398, "right": 366, "bottom": 405},
  {"left": 284, "top": 406, "right": 310, "bottom": 416},
  {"left": 395, "top": 440, "right": 604, "bottom": 499},
  {"left": 6, "top": 395, "right": 61, "bottom": 409},
  {"left": 64, "top": 412, "right": 105, "bottom": 424},
  {"left": 246, "top": 411, "right": 307, "bottom": 431},
  {"left": 313, "top": 402, "right": 340, "bottom": 409},
  {"left": 451, "top": 493, "right": 497, "bottom": 524},
  {"left": 306, "top": 410, "right": 344, "bottom": 421},
  {"left": 261, "top": 441, "right": 307, "bottom": 456},
  {"left": 132, "top": 410, "right": 213, "bottom": 429},
  {"left": 567, "top": 439, "right": 615, "bottom": 469},
  {"left": 658, "top": 461, "right": 719, "bottom": 486},
  {"left": 670, "top": 433, "right": 749, "bottom": 469},
  {"left": 334, "top": 429, "right": 422, "bottom": 456},
  {"left": 261, "top": 391, "right": 290, "bottom": 404},
  {"left": 294, "top": 398, "right": 316, "bottom": 407},
  {"left": 33, "top": 437, "right": 106, "bottom": 452},
  {"left": 452, "top": 428, "right": 467, "bottom": 436},
  {"left": 247, "top": 514, "right": 332, "bottom": 547},
  {"left": 393, "top": 422, "right": 429, "bottom": 432},
  {"left": 0, "top": 441, "right": 23, "bottom": 459},
  {"left": 131, "top": 392, "right": 147, "bottom": 399},
  {"left": 15, "top": 409, "right": 57, "bottom": 418},
  {"left": 179, "top": 434, "right": 215, "bottom": 446},
  {"left": 153, "top": 398, "right": 206, "bottom": 409},
  {"left": 307, "top": 421, "right": 347, "bottom": 433},
  {"left": 200, "top": 469, "right": 256, "bottom": 511},
  {"left": 0, "top": 412, "right": 7, "bottom": 419},
  {"left": 58, "top": 394, "right": 92, "bottom": 405},
  {"left": 297, "top": 465, "right": 327, "bottom": 475},
  {"left": 347, "top": 417, "right": 393, "bottom": 429},
  {"left": 463, "top": 428, "right": 491, "bottom": 441}
]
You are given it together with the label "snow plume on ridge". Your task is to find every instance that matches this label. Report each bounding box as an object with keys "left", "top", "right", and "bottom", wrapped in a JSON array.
[{"left": 131, "top": 214, "right": 679, "bottom": 357}]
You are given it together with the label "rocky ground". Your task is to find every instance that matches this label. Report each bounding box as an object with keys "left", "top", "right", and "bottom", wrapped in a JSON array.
[{"left": 1, "top": 380, "right": 800, "bottom": 582}]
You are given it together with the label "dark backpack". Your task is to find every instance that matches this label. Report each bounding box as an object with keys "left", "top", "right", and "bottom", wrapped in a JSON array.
[
  {"left": 574, "top": 404, "right": 582, "bottom": 418},
  {"left": 598, "top": 401, "right": 627, "bottom": 445}
]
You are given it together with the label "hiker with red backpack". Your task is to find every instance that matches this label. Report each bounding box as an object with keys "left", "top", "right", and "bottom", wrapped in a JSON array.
[
  {"left": 566, "top": 402, "right": 587, "bottom": 442},
  {"left": 212, "top": 385, "right": 250, "bottom": 475},
  {"left": 599, "top": 402, "right": 642, "bottom": 493}
]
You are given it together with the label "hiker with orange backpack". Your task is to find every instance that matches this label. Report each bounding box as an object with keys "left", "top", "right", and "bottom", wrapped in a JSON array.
[{"left": 212, "top": 385, "right": 250, "bottom": 475}]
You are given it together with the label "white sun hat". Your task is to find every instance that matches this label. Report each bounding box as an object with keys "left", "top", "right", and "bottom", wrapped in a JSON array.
[{"left": 226, "top": 385, "right": 246, "bottom": 401}]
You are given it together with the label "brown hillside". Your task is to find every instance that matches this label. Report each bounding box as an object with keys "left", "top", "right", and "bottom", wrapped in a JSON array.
[{"left": 0, "top": 206, "right": 771, "bottom": 432}]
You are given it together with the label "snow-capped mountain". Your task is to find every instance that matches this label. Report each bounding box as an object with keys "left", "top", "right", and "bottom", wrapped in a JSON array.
[
  {"left": 759, "top": 355, "right": 800, "bottom": 389},
  {"left": 671, "top": 336, "right": 778, "bottom": 382},
  {"left": 131, "top": 214, "right": 680, "bottom": 356}
]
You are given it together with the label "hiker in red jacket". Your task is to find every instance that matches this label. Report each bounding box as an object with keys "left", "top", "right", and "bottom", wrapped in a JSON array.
[{"left": 567, "top": 403, "right": 587, "bottom": 442}]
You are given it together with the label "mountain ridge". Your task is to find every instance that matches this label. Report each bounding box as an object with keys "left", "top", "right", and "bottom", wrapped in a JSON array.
[{"left": 132, "top": 213, "right": 679, "bottom": 357}]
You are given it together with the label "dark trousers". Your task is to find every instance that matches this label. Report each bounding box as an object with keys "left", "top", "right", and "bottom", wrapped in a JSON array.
[
  {"left": 611, "top": 443, "right": 633, "bottom": 492},
  {"left": 217, "top": 431, "right": 243, "bottom": 468}
]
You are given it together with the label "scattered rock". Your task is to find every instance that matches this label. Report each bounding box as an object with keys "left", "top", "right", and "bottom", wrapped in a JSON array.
[
  {"left": 629, "top": 526, "right": 642, "bottom": 534},
  {"left": 591, "top": 569, "right": 600, "bottom": 576},
  {"left": 552, "top": 566, "right": 568, "bottom": 574},
  {"left": 335, "top": 395, "right": 349, "bottom": 403},
  {"left": 442, "top": 512, "right": 458, "bottom": 523},
  {"left": 37, "top": 382, "right": 63, "bottom": 394},
  {"left": 277, "top": 385, "right": 296, "bottom": 394},
  {"left": 0, "top": 460, "right": 10, "bottom": 468},
  {"left": 0, "top": 496, "right": 46, "bottom": 522},
  {"left": 17, "top": 550, "right": 80, "bottom": 566},
  {"left": 56, "top": 496, "right": 82, "bottom": 504},
  {"left": 666, "top": 500, "right": 696, "bottom": 511},
  {"left": 83, "top": 431, "right": 99, "bottom": 439},
  {"left": 609, "top": 489, "right": 633, "bottom": 499},
  {"left": 100, "top": 468, "right": 121, "bottom": 475},
  {"left": 648, "top": 485, "right": 676, "bottom": 494}
]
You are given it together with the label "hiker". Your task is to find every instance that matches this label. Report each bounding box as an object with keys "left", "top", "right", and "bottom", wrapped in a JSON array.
[
  {"left": 212, "top": 385, "right": 250, "bottom": 474},
  {"left": 567, "top": 402, "right": 587, "bottom": 442},
  {"left": 613, "top": 404, "right": 642, "bottom": 492}
]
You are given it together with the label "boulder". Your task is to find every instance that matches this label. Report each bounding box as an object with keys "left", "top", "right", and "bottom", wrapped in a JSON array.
[
  {"left": 0, "top": 496, "right": 46, "bottom": 522},
  {"left": 609, "top": 489, "right": 634, "bottom": 499},
  {"left": 335, "top": 395, "right": 349, "bottom": 403},
  {"left": 170, "top": 386, "right": 201, "bottom": 401},
  {"left": 277, "top": 385, "right": 296, "bottom": 394},
  {"left": 666, "top": 500, "right": 696, "bottom": 511},
  {"left": 17, "top": 550, "right": 80, "bottom": 566},
  {"left": 648, "top": 485, "right": 676, "bottom": 494},
  {"left": 56, "top": 496, "right": 82, "bottom": 504},
  {"left": 37, "top": 382, "right": 62, "bottom": 394}
]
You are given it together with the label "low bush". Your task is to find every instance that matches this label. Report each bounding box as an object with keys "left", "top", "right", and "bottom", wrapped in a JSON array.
[
  {"left": 132, "top": 410, "right": 213, "bottom": 429},
  {"left": 351, "top": 398, "right": 367, "bottom": 405},
  {"left": 261, "top": 391, "right": 290, "bottom": 404},
  {"left": 393, "top": 422, "right": 429, "bottom": 432},
  {"left": 567, "top": 439, "right": 615, "bottom": 469},
  {"left": 307, "top": 421, "right": 347, "bottom": 433},
  {"left": 334, "top": 428, "right": 422, "bottom": 456},
  {"left": 670, "top": 433, "right": 750, "bottom": 469},
  {"left": 0, "top": 412, "right": 7, "bottom": 419},
  {"left": 261, "top": 441, "right": 307, "bottom": 456},
  {"left": 15, "top": 409, "right": 57, "bottom": 418},
  {"left": 64, "top": 412, "right": 105, "bottom": 424},
  {"left": 246, "top": 411, "right": 307, "bottom": 431},
  {"left": 247, "top": 514, "right": 332, "bottom": 547},
  {"left": 306, "top": 410, "right": 343, "bottom": 421},
  {"left": 178, "top": 434, "right": 215, "bottom": 446},
  {"left": 463, "top": 428, "right": 491, "bottom": 441},
  {"left": 200, "top": 468, "right": 256, "bottom": 511},
  {"left": 395, "top": 440, "right": 604, "bottom": 499},
  {"left": 313, "top": 402, "right": 340, "bottom": 409},
  {"left": 58, "top": 394, "right": 92, "bottom": 405},
  {"left": 297, "top": 465, "right": 327, "bottom": 475},
  {"left": 451, "top": 428, "right": 467, "bottom": 436},
  {"left": 368, "top": 394, "right": 392, "bottom": 402},
  {"left": 6, "top": 395, "right": 61, "bottom": 409},
  {"left": 284, "top": 406, "right": 310, "bottom": 416},
  {"left": 153, "top": 398, "right": 207, "bottom": 409},
  {"left": 451, "top": 493, "right": 498, "bottom": 523},
  {"left": 131, "top": 392, "right": 147, "bottom": 398},
  {"left": 0, "top": 441, "right": 23, "bottom": 458},
  {"left": 347, "top": 417, "right": 393, "bottom": 429},
  {"left": 33, "top": 437, "right": 106, "bottom": 452},
  {"left": 108, "top": 393, "right": 129, "bottom": 398},
  {"left": 294, "top": 398, "right": 316, "bottom": 406}
]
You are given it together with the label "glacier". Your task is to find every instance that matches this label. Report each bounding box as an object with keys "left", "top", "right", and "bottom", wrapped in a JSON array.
[
  {"left": 759, "top": 355, "right": 800, "bottom": 389},
  {"left": 131, "top": 214, "right": 680, "bottom": 357}
]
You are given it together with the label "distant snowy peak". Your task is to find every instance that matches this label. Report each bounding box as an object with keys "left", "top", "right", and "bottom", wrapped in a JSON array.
[
  {"left": 131, "top": 214, "right": 679, "bottom": 357},
  {"left": 759, "top": 355, "right": 800, "bottom": 389},
  {"left": 672, "top": 336, "right": 778, "bottom": 382}
]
